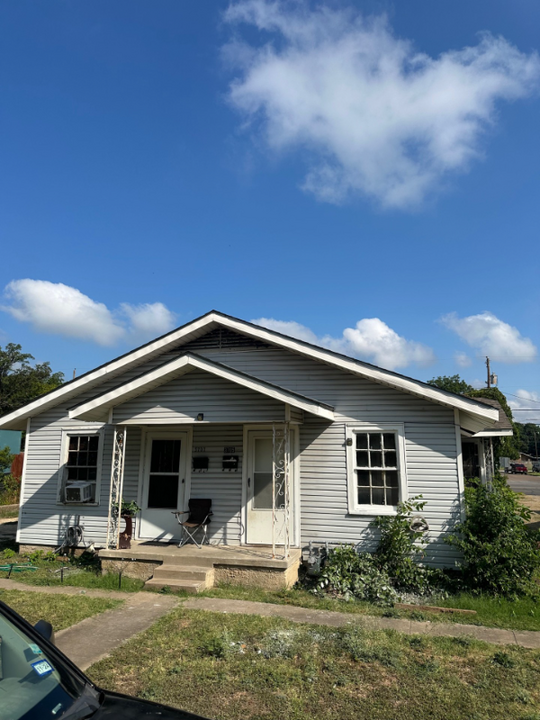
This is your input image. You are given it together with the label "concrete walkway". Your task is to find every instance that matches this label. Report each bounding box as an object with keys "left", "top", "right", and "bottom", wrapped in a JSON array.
[
  {"left": 183, "top": 597, "right": 540, "bottom": 650},
  {"left": 0, "top": 579, "right": 179, "bottom": 670},
  {"left": 56, "top": 592, "right": 178, "bottom": 670}
]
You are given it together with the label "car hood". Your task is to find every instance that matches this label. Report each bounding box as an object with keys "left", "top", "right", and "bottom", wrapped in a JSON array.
[{"left": 94, "top": 689, "right": 210, "bottom": 720}]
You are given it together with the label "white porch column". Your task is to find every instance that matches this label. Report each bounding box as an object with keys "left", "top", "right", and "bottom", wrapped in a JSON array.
[
  {"left": 106, "top": 425, "right": 127, "bottom": 549},
  {"left": 272, "top": 420, "right": 291, "bottom": 560}
]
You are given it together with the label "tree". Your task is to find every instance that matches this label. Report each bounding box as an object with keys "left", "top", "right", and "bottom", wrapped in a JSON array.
[
  {"left": 515, "top": 422, "right": 540, "bottom": 458},
  {"left": 0, "top": 343, "right": 64, "bottom": 418},
  {"left": 427, "top": 374, "right": 473, "bottom": 395}
]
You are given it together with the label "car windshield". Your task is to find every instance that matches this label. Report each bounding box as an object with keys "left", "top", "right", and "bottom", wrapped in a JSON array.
[{"left": 0, "top": 608, "right": 85, "bottom": 720}]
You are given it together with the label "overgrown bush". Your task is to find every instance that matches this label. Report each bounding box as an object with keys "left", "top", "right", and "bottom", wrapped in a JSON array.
[
  {"left": 446, "top": 475, "right": 540, "bottom": 597},
  {"left": 313, "top": 496, "right": 444, "bottom": 603},
  {"left": 373, "top": 496, "right": 439, "bottom": 594},
  {"left": 315, "top": 545, "right": 398, "bottom": 605}
]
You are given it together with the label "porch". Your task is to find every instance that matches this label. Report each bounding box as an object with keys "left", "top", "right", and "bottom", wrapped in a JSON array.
[{"left": 99, "top": 541, "right": 302, "bottom": 593}]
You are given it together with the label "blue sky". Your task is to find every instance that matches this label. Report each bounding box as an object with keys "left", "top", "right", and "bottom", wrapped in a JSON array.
[{"left": 0, "top": 0, "right": 539, "bottom": 421}]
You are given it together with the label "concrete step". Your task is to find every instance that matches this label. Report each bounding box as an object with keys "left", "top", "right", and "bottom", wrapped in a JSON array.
[
  {"left": 153, "top": 565, "right": 210, "bottom": 582},
  {"left": 144, "top": 577, "right": 205, "bottom": 594}
]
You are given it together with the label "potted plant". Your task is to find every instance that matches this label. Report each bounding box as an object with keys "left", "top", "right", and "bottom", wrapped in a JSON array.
[{"left": 112, "top": 500, "right": 141, "bottom": 549}]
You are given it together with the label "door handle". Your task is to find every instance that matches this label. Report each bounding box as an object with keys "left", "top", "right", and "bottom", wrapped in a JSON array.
[
  {"left": 248, "top": 477, "right": 251, "bottom": 487},
  {"left": 182, "top": 478, "right": 185, "bottom": 484}
]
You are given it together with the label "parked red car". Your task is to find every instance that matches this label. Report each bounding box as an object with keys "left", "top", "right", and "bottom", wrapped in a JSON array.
[{"left": 510, "top": 463, "right": 528, "bottom": 474}]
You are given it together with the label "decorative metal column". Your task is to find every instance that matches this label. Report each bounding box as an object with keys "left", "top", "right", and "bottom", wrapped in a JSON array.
[
  {"left": 484, "top": 438, "right": 495, "bottom": 490},
  {"left": 106, "top": 426, "right": 127, "bottom": 550},
  {"left": 272, "top": 422, "right": 291, "bottom": 559}
]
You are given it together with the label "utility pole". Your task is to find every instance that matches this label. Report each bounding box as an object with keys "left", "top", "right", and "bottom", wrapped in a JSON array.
[{"left": 486, "top": 357, "right": 491, "bottom": 388}]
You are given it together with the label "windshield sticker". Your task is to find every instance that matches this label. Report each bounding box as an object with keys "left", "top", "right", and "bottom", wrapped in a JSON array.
[
  {"left": 29, "top": 643, "right": 42, "bottom": 655},
  {"left": 31, "top": 659, "right": 54, "bottom": 677}
]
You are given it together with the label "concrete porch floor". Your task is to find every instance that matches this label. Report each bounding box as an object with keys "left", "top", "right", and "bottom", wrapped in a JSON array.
[{"left": 99, "top": 543, "right": 302, "bottom": 593}]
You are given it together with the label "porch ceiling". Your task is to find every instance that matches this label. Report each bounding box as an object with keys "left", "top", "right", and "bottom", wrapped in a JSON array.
[{"left": 69, "top": 352, "right": 335, "bottom": 423}]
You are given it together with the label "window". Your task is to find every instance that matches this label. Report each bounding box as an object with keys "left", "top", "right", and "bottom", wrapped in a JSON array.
[
  {"left": 59, "top": 431, "right": 103, "bottom": 504},
  {"left": 347, "top": 425, "right": 406, "bottom": 515}
]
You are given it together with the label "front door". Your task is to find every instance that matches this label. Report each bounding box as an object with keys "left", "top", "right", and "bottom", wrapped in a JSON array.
[
  {"left": 246, "top": 429, "right": 294, "bottom": 545},
  {"left": 140, "top": 432, "right": 188, "bottom": 541}
]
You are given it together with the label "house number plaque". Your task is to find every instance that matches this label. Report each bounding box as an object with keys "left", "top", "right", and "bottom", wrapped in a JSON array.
[{"left": 224, "top": 446, "right": 236, "bottom": 453}]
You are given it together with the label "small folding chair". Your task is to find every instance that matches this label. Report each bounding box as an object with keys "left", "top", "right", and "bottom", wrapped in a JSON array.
[{"left": 172, "top": 499, "right": 212, "bottom": 548}]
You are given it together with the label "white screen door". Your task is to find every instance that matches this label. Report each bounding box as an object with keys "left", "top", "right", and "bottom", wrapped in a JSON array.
[
  {"left": 139, "top": 432, "right": 187, "bottom": 541},
  {"left": 246, "top": 430, "right": 293, "bottom": 545}
]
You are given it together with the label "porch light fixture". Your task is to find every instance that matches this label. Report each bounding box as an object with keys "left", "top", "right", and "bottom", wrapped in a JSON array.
[
  {"left": 196, "top": 413, "right": 204, "bottom": 421},
  {"left": 346, "top": 437, "right": 353, "bottom": 446}
]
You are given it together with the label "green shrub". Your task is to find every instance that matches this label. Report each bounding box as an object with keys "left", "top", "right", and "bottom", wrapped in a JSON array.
[
  {"left": 373, "top": 496, "right": 438, "bottom": 593},
  {"left": 315, "top": 545, "right": 398, "bottom": 605},
  {"left": 313, "top": 496, "right": 444, "bottom": 603},
  {"left": 445, "top": 476, "right": 540, "bottom": 597}
]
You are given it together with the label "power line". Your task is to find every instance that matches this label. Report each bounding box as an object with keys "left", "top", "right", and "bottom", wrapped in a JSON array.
[{"left": 501, "top": 390, "right": 540, "bottom": 407}]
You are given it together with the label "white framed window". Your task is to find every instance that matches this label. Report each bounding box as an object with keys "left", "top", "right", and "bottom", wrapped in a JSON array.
[
  {"left": 346, "top": 424, "right": 407, "bottom": 515},
  {"left": 57, "top": 428, "right": 104, "bottom": 505}
]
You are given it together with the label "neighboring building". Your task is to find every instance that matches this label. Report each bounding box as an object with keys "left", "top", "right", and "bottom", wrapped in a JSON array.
[{"left": 0, "top": 312, "right": 508, "bottom": 586}]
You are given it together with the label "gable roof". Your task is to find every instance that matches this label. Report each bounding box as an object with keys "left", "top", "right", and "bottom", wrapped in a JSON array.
[
  {"left": 0, "top": 310, "right": 498, "bottom": 429},
  {"left": 69, "top": 352, "right": 335, "bottom": 423}
]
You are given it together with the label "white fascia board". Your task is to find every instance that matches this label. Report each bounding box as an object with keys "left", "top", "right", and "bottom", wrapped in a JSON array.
[
  {"left": 0, "top": 310, "right": 497, "bottom": 428},
  {"left": 214, "top": 316, "right": 499, "bottom": 423},
  {"left": 0, "top": 315, "right": 221, "bottom": 430},
  {"left": 70, "top": 353, "right": 335, "bottom": 422},
  {"left": 472, "top": 429, "right": 513, "bottom": 438},
  {"left": 69, "top": 356, "right": 194, "bottom": 421}
]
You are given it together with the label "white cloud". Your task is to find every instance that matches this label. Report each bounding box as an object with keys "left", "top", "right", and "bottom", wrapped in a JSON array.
[
  {"left": 252, "top": 317, "right": 319, "bottom": 343},
  {"left": 454, "top": 351, "right": 472, "bottom": 368},
  {"left": 252, "top": 316, "right": 435, "bottom": 370},
  {"left": 509, "top": 389, "right": 540, "bottom": 424},
  {"left": 224, "top": 0, "right": 540, "bottom": 208},
  {"left": 2, "top": 279, "right": 176, "bottom": 346},
  {"left": 442, "top": 311, "right": 537, "bottom": 363},
  {"left": 120, "top": 302, "right": 177, "bottom": 340}
]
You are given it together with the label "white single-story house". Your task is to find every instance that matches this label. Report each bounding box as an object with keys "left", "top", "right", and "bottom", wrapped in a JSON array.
[{"left": 0, "top": 311, "right": 510, "bottom": 590}]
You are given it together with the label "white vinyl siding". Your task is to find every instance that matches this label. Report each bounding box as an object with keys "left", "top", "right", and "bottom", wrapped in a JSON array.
[
  {"left": 189, "top": 424, "right": 243, "bottom": 544},
  {"left": 189, "top": 347, "right": 454, "bottom": 424},
  {"left": 299, "top": 417, "right": 461, "bottom": 567},
  {"left": 113, "top": 370, "right": 285, "bottom": 424}
]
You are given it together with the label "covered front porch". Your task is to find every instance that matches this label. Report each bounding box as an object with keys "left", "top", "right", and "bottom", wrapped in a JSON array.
[{"left": 67, "top": 351, "right": 334, "bottom": 588}]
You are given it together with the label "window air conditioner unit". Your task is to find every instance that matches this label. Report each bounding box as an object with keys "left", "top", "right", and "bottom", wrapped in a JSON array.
[{"left": 65, "top": 481, "right": 94, "bottom": 503}]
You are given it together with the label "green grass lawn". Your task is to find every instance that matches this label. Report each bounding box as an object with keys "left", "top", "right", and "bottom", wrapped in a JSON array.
[
  {"left": 88, "top": 607, "right": 540, "bottom": 720},
  {"left": 0, "top": 546, "right": 145, "bottom": 592},
  {"left": 0, "top": 506, "right": 18, "bottom": 519},
  {"left": 0, "top": 563, "right": 145, "bottom": 592},
  {"left": 0, "top": 588, "right": 123, "bottom": 631},
  {"left": 199, "top": 584, "right": 540, "bottom": 633}
]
